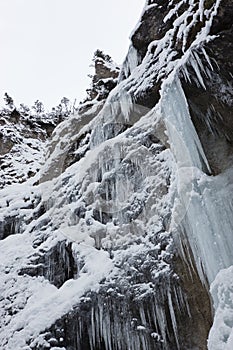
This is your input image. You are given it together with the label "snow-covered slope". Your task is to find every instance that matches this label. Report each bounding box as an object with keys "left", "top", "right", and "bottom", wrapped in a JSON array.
[
  {"left": 0, "top": 0, "right": 233, "bottom": 349},
  {"left": 0, "top": 109, "right": 60, "bottom": 189}
]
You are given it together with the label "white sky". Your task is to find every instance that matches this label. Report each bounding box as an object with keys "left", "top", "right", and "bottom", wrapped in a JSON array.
[{"left": 0, "top": 0, "right": 145, "bottom": 110}]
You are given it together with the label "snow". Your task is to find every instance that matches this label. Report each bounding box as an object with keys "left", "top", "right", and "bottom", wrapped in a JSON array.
[
  {"left": 0, "top": 231, "right": 114, "bottom": 349},
  {"left": 0, "top": 115, "right": 46, "bottom": 188},
  {"left": 0, "top": 99, "right": 180, "bottom": 347},
  {"left": 0, "top": 101, "right": 178, "bottom": 348},
  {"left": 0, "top": 0, "right": 231, "bottom": 348},
  {"left": 208, "top": 266, "right": 233, "bottom": 350}
]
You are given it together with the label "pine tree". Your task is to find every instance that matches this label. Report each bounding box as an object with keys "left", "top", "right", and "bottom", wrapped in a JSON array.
[
  {"left": 32, "top": 100, "right": 44, "bottom": 115},
  {"left": 19, "top": 103, "right": 30, "bottom": 116},
  {"left": 93, "top": 50, "right": 112, "bottom": 63},
  {"left": 4, "top": 93, "right": 14, "bottom": 110},
  {"left": 60, "top": 97, "right": 70, "bottom": 116}
]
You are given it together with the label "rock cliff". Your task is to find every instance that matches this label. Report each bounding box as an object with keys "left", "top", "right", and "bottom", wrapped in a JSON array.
[{"left": 0, "top": 1, "right": 233, "bottom": 349}]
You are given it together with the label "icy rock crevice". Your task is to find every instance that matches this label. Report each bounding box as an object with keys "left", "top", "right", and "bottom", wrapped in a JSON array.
[
  {"left": 18, "top": 240, "right": 76, "bottom": 288},
  {"left": 0, "top": 214, "right": 23, "bottom": 240}
]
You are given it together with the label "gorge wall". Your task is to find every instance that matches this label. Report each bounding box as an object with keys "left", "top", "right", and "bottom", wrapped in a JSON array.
[{"left": 0, "top": 1, "right": 233, "bottom": 349}]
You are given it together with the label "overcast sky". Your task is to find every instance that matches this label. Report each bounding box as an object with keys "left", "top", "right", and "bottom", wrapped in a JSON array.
[{"left": 0, "top": 0, "right": 145, "bottom": 110}]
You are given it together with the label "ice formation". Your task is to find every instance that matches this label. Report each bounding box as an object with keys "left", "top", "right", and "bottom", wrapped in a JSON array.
[{"left": 0, "top": 0, "right": 233, "bottom": 349}]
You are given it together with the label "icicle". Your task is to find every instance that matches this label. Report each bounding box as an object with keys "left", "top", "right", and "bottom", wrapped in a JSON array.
[
  {"left": 189, "top": 52, "right": 206, "bottom": 90},
  {"left": 161, "top": 77, "right": 211, "bottom": 173},
  {"left": 202, "top": 47, "right": 214, "bottom": 71},
  {"left": 119, "top": 45, "right": 141, "bottom": 81},
  {"left": 168, "top": 289, "right": 180, "bottom": 349}
]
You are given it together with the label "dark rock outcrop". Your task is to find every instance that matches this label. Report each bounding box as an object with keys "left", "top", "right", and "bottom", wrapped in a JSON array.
[{"left": 181, "top": 0, "right": 233, "bottom": 174}]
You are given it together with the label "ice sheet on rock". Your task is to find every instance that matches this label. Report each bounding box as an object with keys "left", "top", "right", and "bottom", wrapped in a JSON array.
[
  {"left": 208, "top": 266, "right": 233, "bottom": 350},
  {"left": 157, "top": 71, "right": 233, "bottom": 286},
  {"left": 118, "top": 45, "right": 142, "bottom": 81},
  {"left": 161, "top": 78, "right": 210, "bottom": 172},
  {"left": 175, "top": 166, "right": 233, "bottom": 285}
]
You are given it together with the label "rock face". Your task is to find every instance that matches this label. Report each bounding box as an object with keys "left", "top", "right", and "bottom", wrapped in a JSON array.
[
  {"left": 0, "top": 1, "right": 233, "bottom": 350},
  {"left": 0, "top": 107, "right": 62, "bottom": 188},
  {"left": 182, "top": 0, "right": 233, "bottom": 174},
  {"left": 81, "top": 51, "right": 120, "bottom": 108}
]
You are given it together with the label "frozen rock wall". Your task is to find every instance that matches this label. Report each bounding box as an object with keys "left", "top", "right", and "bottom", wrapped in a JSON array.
[{"left": 0, "top": 1, "right": 232, "bottom": 349}]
